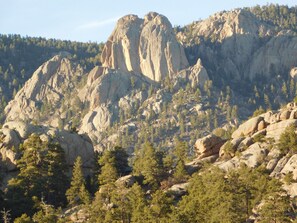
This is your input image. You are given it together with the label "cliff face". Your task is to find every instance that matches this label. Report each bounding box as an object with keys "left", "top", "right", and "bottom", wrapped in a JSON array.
[
  {"left": 4, "top": 55, "right": 84, "bottom": 123},
  {"left": 180, "top": 9, "right": 297, "bottom": 81},
  {"left": 101, "top": 12, "right": 189, "bottom": 82}
]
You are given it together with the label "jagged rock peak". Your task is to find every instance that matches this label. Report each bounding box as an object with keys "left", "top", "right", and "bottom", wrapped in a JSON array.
[
  {"left": 4, "top": 54, "right": 83, "bottom": 122},
  {"left": 101, "top": 12, "right": 189, "bottom": 82},
  {"left": 188, "top": 9, "right": 272, "bottom": 42}
]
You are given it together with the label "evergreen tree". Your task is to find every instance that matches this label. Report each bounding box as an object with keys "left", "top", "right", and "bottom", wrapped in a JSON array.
[
  {"left": 258, "top": 188, "right": 292, "bottom": 223},
  {"left": 133, "top": 142, "right": 164, "bottom": 189},
  {"left": 146, "top": 190, "right": 173, "bottom": 223},
  {"left": 66, "top": 156, "right": 90, "bottom": 206},
  {"left": 278, "top": 124, "right": 297, "bottom": 155},
  {"left": 173, "top": 160, "right": 188, "bottom": 183},
  {"left": 127, "top": 183, "right": 148, "bottom": 222},
  {"left": 32, "top": 200, "right": 58, "bottom": 223},
  {"left": 5, "top": 134, "right": 47, "bottom": 217},
  {"left": 44, "top": 142, "right": 69, "bottom": 207}
]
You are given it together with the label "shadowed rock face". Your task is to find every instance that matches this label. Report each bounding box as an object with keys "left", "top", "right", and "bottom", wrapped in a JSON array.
[
  {"left": 0, "top": 121, "right": 94, "bottom": 171},
  {"left": 101, "top": 12, "right": 189, "bottom": 82}
]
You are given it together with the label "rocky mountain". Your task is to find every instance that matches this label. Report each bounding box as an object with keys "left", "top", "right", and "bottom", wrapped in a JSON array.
[
  {"left": 101, "top": 12, "right": 189, "bottom": 82},
  {"left": 2, "top": 4, "right": 297, "bottom": 222},
  {"left": 179, "top": 9, "right": 297, "bottom": 84}
]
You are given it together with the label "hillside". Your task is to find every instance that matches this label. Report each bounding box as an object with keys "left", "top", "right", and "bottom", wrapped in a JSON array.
[
  {"left": 1, "top": 4, "right": 297, "bottom": 222},
  {"left": 0, "top": 34, "right": 103, "bottom": 120}
]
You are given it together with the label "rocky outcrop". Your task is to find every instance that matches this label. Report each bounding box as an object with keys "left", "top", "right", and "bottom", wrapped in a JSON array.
[
  {"left": 266, "top": 119, "right": 297, "bottom": 140},
  {"left": 168, "top": 183, "right": 189, "bottom": 197},
  {"left": 176, "top": 58, "right": 209, "bottom": 88},
  {"left": 290, "top": 67, "right": 297, "bottom": 81},
  {"left": 78, "top": 67, "right": 150, "bottom": 146},
  {"left": 247, "top": 31, "right": 297, "bottom": 79},
  {"left": 4, "top": 55, "right": 84, "bottom": 126},
  {"left": 179, "top": 9, "right": 273, "bottom": 79},
  {"left": 195, "top": 134, "right": 225, "bottom": 159},
  {"left": 0, "top": 121, "right": 94, "bottom": 171},
  {"left": 101, "top": 12, "right": 189, "bottom": 82},
  {"left": 115, "top": 175, "right": 136, "bottom": 188},
  {"left": 281, "top": 155, "right": 297, "bottom": 180},
  {"left": 232, "top": 116, "right": 264, "bottom": 138}
]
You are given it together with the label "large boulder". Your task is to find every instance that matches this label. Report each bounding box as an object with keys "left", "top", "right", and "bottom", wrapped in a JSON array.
[
  {"left": 195, "top": 134, "right": 225, "bottom": 159},
  {"left": 232, "top": 116, "right": 264, "bottom": 139},
  {"left": 101, "top": 12, "right": 189, "bottom": 82},
  {"left": 0, "top": 121, "right": 94, "bottom": 171},
  {"left": 281, "top": 154, "right": 297, "bottom": 180},
  {"left": 266, "top": 119, "right": 297, "bottom": 140}
]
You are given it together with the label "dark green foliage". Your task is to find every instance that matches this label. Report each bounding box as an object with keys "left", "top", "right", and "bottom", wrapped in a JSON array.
[
  {"left": 5, "top": 134, "right": 69, "bottom": 218},
  {"left": 146, "top": 189, "right": 173, "bottom": 223},
  {"left": 249, "top": 4, "right": 297, "bottom": 32},
  {"left": 278, "top": 124, "right": 297, "bottom": 155},
  {"left": 43, "top": 143, "right": 69, "bottom": 207},
  {"left": 66, "top": 156, "right": 90, "bottom": 206},
  {"left": 32, "top": 200, "right": 59, "bottom": 223},
  {"left": 133, "top": 142, "right": 164, "bottom": 189},
  {"left": 172, "top": 166, "right": 285, "bottom": 223},
  {"left": 258, "top": 193, "right": 292, "bottom": 223},
  {"left": 98, "top": 146, "right": 129, "bottom": 185},
  {"left": 14, "top": 213, "right": 33, "bottom": 223}
]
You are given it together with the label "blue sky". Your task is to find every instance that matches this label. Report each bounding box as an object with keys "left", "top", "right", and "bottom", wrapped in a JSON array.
[{"left": 0, "top": 0, "right": 296, "bottom": 43}]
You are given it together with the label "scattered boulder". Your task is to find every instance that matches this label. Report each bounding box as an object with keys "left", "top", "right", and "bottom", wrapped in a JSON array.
[
  {"left": 195, "top": 134, "right": 225, "bottom": 159},
  {"left": 167, "top": 182, "right": 189, "bottom": 197},
  {"left": 186, "top": 154, "right": 219, "bottom": 174},
  {"left": 239, "top": 142, "right": 267, "bottom": 168},
  {"left": 290, "top": 67, "right": 297, "bottom": 81},
  {"left": 115, "top": 175, "right": 136, "bottom": 188},
  {"left": 219, "top": 137, "right": 244, "bottom": 157},
  {"left": 232, "top": 116, "right": 264, "bottom": 139},
  {"left": 270, "top": 155, "right": 291, "bottom": 178}
]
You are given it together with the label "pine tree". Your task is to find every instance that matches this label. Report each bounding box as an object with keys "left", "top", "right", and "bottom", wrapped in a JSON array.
[
  {"left": 66, "top": 156, "right": 90, "bottom": 206},
  {"left": 146, "top": 190, "right": 173, "bottom": 223},
  {"left": 44, "top": 142, "right": 69, "bottom": 207},
  {"left": 127, "top": 183, "right": 148, "bottom": 222},
  {"left": 258, "top": 192, "right": 292, "bottom": 223},
  {"left": 5, "top": 134, "right": 47, "bottom": 217},
  {"left": 133, "top": 142, "right": 164, "bottom": 189},
  {"left": 173, "top": 160, "right": 188, "bottom": 183}
]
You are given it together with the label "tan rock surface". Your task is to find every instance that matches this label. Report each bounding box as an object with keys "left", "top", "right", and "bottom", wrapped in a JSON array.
[
  {"left": 0, "top": 121, "right": 94, "bottom": 170},
  {"left": 266, "top": 119, "right": 297, "bottom": 140},
  {"left": 232, "top": 116, "right": 264, "bottom": 138},
  {"left": 195, "top": 134, "right": 225, "bottom": 159},
  {"left": 101, "top": 12, "right": 189, "bottom": 82}
]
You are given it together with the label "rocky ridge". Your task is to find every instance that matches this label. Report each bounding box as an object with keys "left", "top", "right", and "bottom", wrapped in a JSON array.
[
  {"left": 190, "top": 102, "right": 297, "bottom": 197},
  {"left": 179, "top": 9, "right": 297, "bottom": 81}
]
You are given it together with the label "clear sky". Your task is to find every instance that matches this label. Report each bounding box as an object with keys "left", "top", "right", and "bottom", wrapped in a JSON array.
[{"left": 0, "top": 0, "right": 296, "bottom": 43}]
